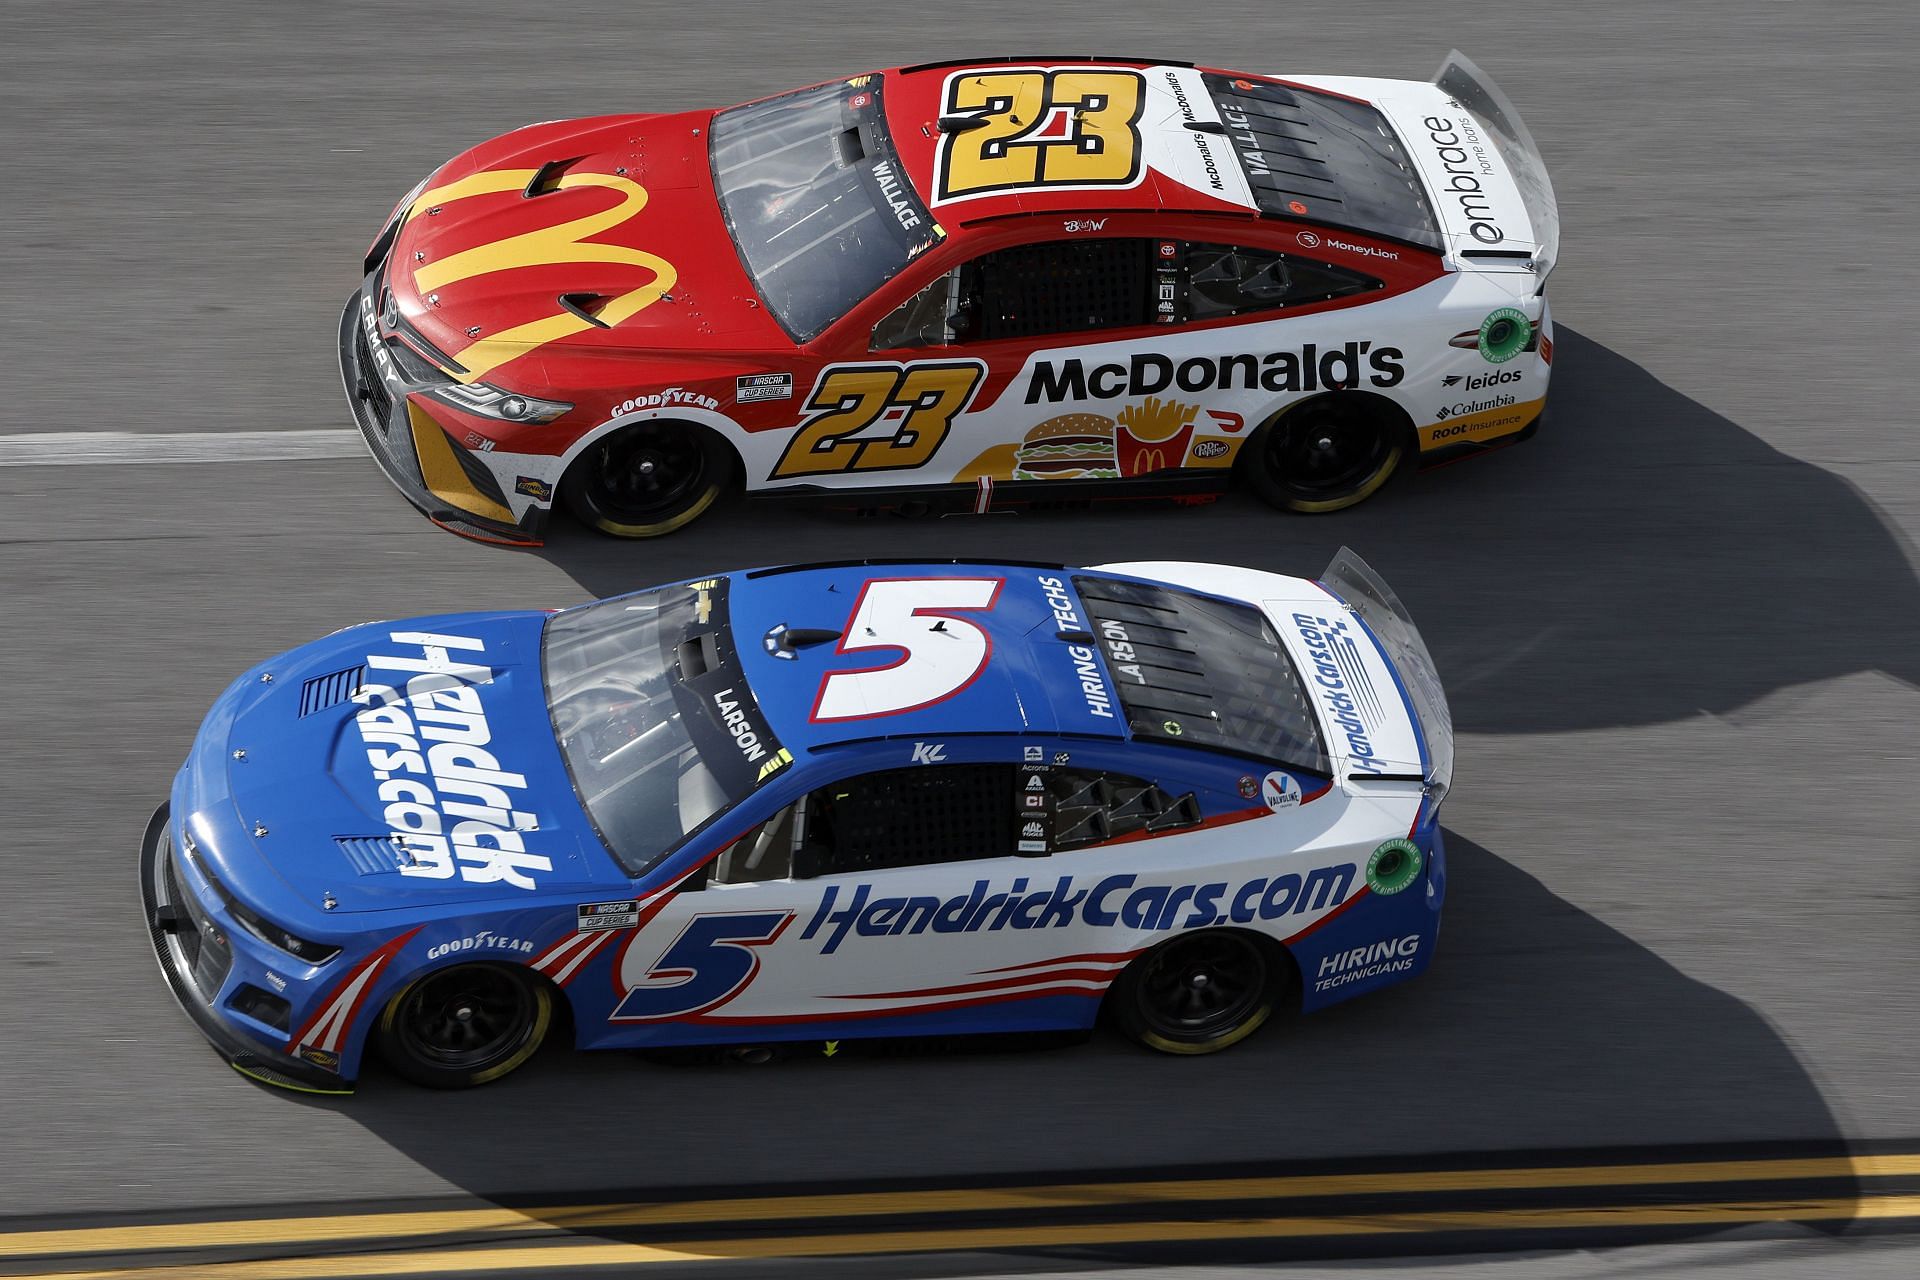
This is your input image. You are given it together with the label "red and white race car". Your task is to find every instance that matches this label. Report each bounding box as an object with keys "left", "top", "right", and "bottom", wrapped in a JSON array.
[{"left": 340, "top": 52, "right": 1558, "bottom": 543}]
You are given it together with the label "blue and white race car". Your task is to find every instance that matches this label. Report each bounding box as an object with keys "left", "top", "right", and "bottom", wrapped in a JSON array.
[{"left": 142, "top": 551, "right": 1453, "bottom": 1091}]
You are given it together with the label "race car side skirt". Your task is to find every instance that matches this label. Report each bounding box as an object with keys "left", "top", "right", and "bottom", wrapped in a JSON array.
[
  {"left": 1415, "top": 406, "right": 1544, "bottom": 471},
  {"left": 759, "top": 470, "right": 1233, "bottom": 518}
]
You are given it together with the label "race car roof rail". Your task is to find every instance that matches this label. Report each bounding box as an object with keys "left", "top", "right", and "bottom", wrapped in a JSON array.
[
  {"left": 744, "top": 557, "right": 1066, "bottom": 579},
  {"left": 899, "top": 54, "right": 1194, "bottom": 74}
]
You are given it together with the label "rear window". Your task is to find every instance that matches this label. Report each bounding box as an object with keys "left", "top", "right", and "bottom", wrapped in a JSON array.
[
  {"left": 1204, "top": 74, "right": 1441, "bottom": 251},
  {"left": 1073, "top": 576, "right": 1330, "bottom": 774}
]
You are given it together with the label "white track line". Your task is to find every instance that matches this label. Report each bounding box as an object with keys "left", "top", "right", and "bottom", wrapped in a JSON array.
[{"left": 0, "top": 431, "right": 363, "bottom": 467}]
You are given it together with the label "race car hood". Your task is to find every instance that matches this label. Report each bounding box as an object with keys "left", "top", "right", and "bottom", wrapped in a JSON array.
[
  {"left": 384, "top": 112, "right": 782, "bottom": 387},
  {"left": 176, "top": 612, "right": 622, "bottom": 918}
]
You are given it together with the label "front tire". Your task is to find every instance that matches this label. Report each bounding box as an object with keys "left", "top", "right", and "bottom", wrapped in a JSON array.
[
  {"left": 1109, "top": 931, "right": 1281, "bottom": 1055},
  {"left": 1242, "top": 395, "right": 1404, "bottom": 513},
  {"left": 561, "top": 422, "right": 731, "bottom": 537},
  {"left": 374, "top": 963, "right": 552, "bottom": 1089}
]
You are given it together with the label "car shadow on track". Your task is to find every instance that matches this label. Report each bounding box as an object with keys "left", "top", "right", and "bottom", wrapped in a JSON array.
[
  {"left": 533, "top": 324, "right": 1920, "bottom": 736},
  {"left": 315, "top": 831, "right": 1859, "bottom": 1243}
]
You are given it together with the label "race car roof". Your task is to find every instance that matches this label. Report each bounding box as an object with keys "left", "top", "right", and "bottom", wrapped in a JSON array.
[
  {"left": 729, "top": 562, "right": 1130, "bottom": 756},
  {"left": 878, "top": 57, "right": 1443, "bottom": 250}
]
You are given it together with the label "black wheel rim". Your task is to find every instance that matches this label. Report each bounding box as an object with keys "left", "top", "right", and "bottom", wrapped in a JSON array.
[
  {"left": 394, "top": 967, "right": 535, "bottom": 1070},
  {"left": 1135, "top": 933, "right": 1267, "bottom": 1041},
  {"left": 1266, "top": 404, "right": 1391, "bottom": 500},
  {"left": 587, "top": 427, "right": 706, "bottom": 522}
]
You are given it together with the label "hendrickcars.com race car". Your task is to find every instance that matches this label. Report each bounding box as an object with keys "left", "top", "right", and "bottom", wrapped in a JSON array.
[
  {"left": 142, "top": 550, "right": 1452, "bottom": 1091},
  {"left": 340, "top": 51, "right": 1558, "bottom": 544}
]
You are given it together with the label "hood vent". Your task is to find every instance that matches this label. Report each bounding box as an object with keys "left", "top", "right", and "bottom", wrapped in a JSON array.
[
  {"left": 524, "top": 156, "right": 585, "bottom": 198},
  {"left": 335, "top": 835, "right": 412, "bottom": 876},
  {"left": 557, "top": 292, "right": 612, "bottom": 329},
  {"left": 299, "top": 666, "right": 364, "bottom": 717}
]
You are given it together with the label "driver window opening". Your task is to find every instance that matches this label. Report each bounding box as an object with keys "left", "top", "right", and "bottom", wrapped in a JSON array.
[{"left": 872, "top": 238, "right": 1156, "bottom": 349}]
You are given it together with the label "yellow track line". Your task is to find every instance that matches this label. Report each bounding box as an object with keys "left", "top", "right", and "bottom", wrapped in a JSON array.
[
  {"left": 36, "top": 1196, "right": 1920, "bottom": 1279},
  {"left": 6, "top": 1155, "right": 1918, "bottom": 1262}
]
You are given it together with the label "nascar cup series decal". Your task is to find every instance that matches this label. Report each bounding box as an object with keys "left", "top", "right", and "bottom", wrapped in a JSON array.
[{"left": 349, "top": 632, "right": 550, "bottom": 889}]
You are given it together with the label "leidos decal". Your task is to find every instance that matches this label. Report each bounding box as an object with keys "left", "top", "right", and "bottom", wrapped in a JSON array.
[
  {"left": 1027, "top": 344, "right": 1405, "bottom": 404},
  {"left": 407, "top": 170, "right": 678, "bottom": 381}
]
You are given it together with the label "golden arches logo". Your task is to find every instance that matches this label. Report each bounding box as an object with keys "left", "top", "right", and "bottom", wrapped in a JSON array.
[{"left": 407, "top": 170, "right": 678, "bottom": 382}]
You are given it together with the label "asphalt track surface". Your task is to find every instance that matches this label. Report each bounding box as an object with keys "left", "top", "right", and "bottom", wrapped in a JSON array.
[{"left": 4, "top": 0, "right": 1919, "bottom": 1271}]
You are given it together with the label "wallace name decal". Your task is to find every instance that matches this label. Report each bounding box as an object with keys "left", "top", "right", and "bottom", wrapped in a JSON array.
[{"left": 351, "top": 632, "right": 552, "bottom": 890}]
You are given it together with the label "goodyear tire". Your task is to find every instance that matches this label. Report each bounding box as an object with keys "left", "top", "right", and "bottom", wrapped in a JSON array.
[
  {"left": 1242, "top": 395, "right": 1405, "bottom": 514},
  {"left": 561, "top": 421, "right": 731, "bottom": 537},
  {"left": 1109, "top": 930, "right": 1281, "bottom": 1055},
  {"left": 374, "top": 963, "right": 552, "bottom": 1089}
]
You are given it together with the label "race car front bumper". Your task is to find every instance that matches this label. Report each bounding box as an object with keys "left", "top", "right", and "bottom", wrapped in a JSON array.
[
  {"left": 336, "top": 285, "right": 549, "bottom": 546},
  {"left": 139, "top": 804, "right": 353, "bottom": 1094}
]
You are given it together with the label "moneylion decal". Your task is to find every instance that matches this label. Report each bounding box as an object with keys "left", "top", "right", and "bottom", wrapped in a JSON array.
[{"left": 407, "top": 170, "right": 678, "bottom": 382}]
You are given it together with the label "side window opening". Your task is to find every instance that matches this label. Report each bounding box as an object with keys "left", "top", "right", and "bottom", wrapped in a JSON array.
[
  {"left": 793, "top": 764, "right": 1017, "bottom": 878},
  {"left": 1184, "top": 242, "right": 1380, "bottom": 321},
  {"left": 873, "top": 239, "right": 1156, "bottom": 348}
]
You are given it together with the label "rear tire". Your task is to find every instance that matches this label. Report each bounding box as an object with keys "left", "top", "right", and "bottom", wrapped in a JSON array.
[
  {"left": 375, "top": 963, "right": 552, "bottom": 1089},
  {"left": 1242, "top": 395, "right": 1404, "bottom": 513},
  {"left": 1109, "top": 930, "right": 1281, "bottom": 1055},
  {"left": 561, "top": 421, "right": 731, "bottom": 537}
]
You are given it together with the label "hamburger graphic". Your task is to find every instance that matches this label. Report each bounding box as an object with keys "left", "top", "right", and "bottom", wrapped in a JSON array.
[{"left": 1012, "top": 413, "right": 1120, "bottom": 481}]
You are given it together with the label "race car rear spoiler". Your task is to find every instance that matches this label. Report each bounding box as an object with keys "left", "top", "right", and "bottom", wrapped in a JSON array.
[
  {"left": 1431, "top": 50, "right": 1561, "bottom": 282},
  {"left": 1319, "top": 548, "right": 1455, "bottom": 804}
]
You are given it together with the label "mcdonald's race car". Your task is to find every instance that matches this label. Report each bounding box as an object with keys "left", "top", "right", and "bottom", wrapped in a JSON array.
[
  {"left": 340, "top": 51, "right": 1558, "bottom": 544},
  {"left": 142, "top": 550, "right": 1452, "bottom": 1091}
]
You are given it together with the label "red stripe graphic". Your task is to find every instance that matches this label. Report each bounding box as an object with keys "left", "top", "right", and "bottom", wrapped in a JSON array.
[
  {"left": 976, "top": 949, "right": 1144, "bottom": 974},
  {"left": 686, "top": 983, "right": 1102, "bottom": 1026},
  {"left": 832, "top": 965, "right": 1124, "bottom": 1002},
  {"left": 287, "top": 927, "right": 422, "bottom": 1055}
]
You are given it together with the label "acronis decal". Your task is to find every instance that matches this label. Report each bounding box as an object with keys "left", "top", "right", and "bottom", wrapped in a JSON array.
[
  {"left": 350, "top": 631, "right": 551, "bottom": 890},
  {"left": 800, "top": 865, "right": 1358, "bottom": 955}
]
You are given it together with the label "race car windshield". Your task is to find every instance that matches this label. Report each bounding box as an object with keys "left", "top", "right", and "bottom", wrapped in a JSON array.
[
  {"left": 543, "top": 579, "right": 789, "bottom": 876},
  {"left": 1072, "top": 576, "right": 1332, "bottom": 775},
  {"left": 711, "top": 77, "right": 941, "bottom": 342}
]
